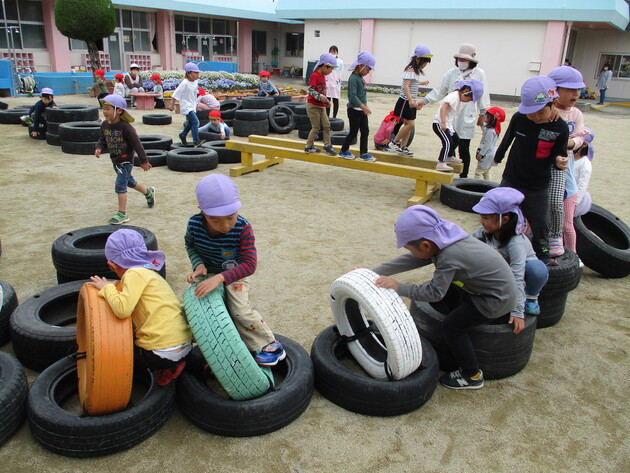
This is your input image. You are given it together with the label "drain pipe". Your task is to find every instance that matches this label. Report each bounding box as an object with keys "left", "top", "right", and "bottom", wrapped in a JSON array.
[
  {"left": 561, "top": 21, "right": 573, "bottom": 64},
  {"left": 73, "top": 79, "right": 79, "bottom": 95}
]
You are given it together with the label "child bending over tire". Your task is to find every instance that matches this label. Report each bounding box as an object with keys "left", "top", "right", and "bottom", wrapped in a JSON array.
[{"left": 87, "top": 229, "right": 193, "bottom": 386}]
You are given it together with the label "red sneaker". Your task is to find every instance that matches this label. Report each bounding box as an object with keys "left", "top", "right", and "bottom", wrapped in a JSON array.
[{"left": 155, "top": 361, "right": 186, "bottom": 386}]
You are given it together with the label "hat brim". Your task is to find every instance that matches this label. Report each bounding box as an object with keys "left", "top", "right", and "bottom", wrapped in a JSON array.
[
  {"left": 471, "top": 201, "right": 496, "bottom": 215},
  {"left": 200, "top": 201, "right": 242, "bottom": 217},
  {"left": 557, "top": 81, "right": 585, "bottom": 89},
  {"left": 518, "top": 102, "right": 549, "bottom": 114},
  {"left": 454, "top": 54, "right": 477, "bottom": 62}
]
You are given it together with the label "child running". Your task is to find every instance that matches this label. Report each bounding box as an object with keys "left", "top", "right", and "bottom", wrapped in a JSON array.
[
  {"left": 304, "top": 52, "right": 338, "bottom": 156},
  {"left": 185, "top": 174, "right": 285, "bottom": 366},
  {"left": 94, "top": 94, "right": 155, "bottom": 225},
  {"left": 373, "top": 111, "right": 400, "bottom": 152},
  {"left": 150, "top": 73, "right": 165, "bottom": 109},
  {"left": 170, "top": 62, "right": 204, "bottom": 147},
  {"left": 432, "top": 80, "right": 484, "bottom": 171},
  {"left": 373, "top": 205, "right": 517, "bottom": 390},
  {"left": 20, "top": 87, "right": 57, "bottom": 137},
  {"left": 472, "top": 187, "right": 549, "bottom": 325},
  {"left": 474, "top": 106, "right": 506, "bottom": 180},
  {"left": 87, "top": 229, "right": 192, "bottom": 386},
  {"left": 257, "top": 70, "right": 279, "bottom": 96},
  {"left": 199, "top": 110, "right": 230, "bottom": 139},
  {"left": 338, "top": 51, "right": 376, "bottom": 162}
]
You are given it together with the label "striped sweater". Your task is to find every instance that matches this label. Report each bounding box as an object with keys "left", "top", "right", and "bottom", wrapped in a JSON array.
[{"left": 184, "top": 214, "right": 257, "bottom": 285}]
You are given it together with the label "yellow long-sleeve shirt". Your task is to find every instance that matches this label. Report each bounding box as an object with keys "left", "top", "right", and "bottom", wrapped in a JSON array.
[{"left": 98, "top": 267, "right": 192, "bottom": 351}]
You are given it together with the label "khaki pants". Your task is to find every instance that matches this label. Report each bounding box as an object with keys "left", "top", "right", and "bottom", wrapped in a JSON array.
[
  {"left": 306, "top": 103, "right": 331, "bottom": 146},
  {"left": 474, "top": 165, "right": 492, "bottom": 181}
]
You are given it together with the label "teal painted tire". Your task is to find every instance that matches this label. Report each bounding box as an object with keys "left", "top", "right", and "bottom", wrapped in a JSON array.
[{"left": 183, "top": 282, "right": 271, "bottom": 400}]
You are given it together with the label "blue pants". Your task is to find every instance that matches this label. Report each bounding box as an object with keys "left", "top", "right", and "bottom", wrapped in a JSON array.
[
  {"left": 524, "top": 259, "right": 549, "bottom": 297},
  {"left": 182, "top": 110, "right": 200, "bottom": 142}
]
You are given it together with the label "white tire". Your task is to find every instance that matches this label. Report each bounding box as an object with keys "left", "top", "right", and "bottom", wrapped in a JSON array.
[{"left": 329, "top": 268, "right": 422, "bottom": 380}]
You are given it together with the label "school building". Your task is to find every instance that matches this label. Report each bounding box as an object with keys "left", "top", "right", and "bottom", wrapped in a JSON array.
[{"left": 1, "top": 0, "right": 629, "bottom": 99}]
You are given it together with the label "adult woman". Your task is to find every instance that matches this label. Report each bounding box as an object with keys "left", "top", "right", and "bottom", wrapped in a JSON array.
[
  {"left": 124, "top": 63, "right": 145, "bottom": 108},
  {"left": 421, "top": 43, "right": 491, "bottom": 178},
  {"left": 596, "top": 63, "right": 613, "bottom": 105}
]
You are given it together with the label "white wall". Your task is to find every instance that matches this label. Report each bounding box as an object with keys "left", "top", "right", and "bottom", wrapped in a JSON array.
[{"left": 302, "top": 20, "right": 361, "bottom": 80}]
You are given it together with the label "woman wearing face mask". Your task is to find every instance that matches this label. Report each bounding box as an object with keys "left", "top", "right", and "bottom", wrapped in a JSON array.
[{"left": 421, "top": 44, "right": 491, "bottom": 178}]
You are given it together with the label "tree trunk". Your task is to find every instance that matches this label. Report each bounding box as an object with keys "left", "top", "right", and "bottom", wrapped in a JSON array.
[{"left": 86, "top": 39, "right": 101, "bottom": 71}]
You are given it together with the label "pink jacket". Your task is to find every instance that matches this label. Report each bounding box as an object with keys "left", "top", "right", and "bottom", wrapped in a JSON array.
[{"left": 374, "top": 119, "right": 396, "bottom": 144}]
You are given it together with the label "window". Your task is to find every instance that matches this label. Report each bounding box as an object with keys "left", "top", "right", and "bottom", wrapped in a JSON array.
[
  {"left": 0, "top": 0, "right": 45, "bottom": 50},
  {"left": 252, "top": 30, "right": 266, "bottom": 56},
  {"left": 286, "top": 32, "right": 303, "bottom": 57},
  {"left": 597, "top": 53, "right": 630, "bottom": 80},
  {"left": 174, "top": 15, "right": 237, "bottom": 57}
]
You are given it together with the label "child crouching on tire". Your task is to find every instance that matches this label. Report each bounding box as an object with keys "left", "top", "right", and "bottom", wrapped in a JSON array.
[
  {"left": 373, "top": 205, "right": 517, "bottom": 390},
  {"left": 87, "top": 229, "right": 193, "bottom": 386},
  {"left": 198, "top": 110, "right": 230, "bottom": 139}
]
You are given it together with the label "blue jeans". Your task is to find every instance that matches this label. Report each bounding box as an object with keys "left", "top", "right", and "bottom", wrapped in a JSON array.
[
  {"left": 524, "top": 259, "right": 549, "bottom": 297},
  {"left": 598, "top": 88, "right": 607, "bottom": 104},
  {"left": 182, "top": 110, "right": 200, "bottom": 141},
  {"left": 113, "top": 162, "right": 136, "bottom": 194}
]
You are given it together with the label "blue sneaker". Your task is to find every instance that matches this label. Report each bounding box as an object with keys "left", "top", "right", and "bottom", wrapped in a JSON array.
[
  {"left": 255, "top": 341, "right": 286, "bottom": 366},
  {"left": 338, "top": 150, "right": 355, "bottom": 160},
  {"left": 322, "top": 144, "right": 337, "bottom": 156},
  {"left": 359, "top": 153, "right": 376, "bottom": 162},
  {"left": 524, "top": 300, "right": 540, "bottom": 315}
]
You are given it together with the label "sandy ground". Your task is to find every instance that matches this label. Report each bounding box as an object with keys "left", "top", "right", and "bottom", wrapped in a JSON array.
[{"left": 0, "top": 80, "right": 628, "bottom": 472}]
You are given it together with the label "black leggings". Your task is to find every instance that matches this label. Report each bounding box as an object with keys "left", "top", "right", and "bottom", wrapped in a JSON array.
[
  {"left": 342, "top": 107, "right": 369, "bottom": 154},
  {"left": 136, "top": 345, "right": 187, "bottom": 371},
  {"left": 458, "top": 138, "right": 472, "bottom": 178},
  {"left": 432, "top": 123, "right": 459, "bottom": 163},
  {"left": 326, "top": 97, "right": 339, "bottom": 118}
]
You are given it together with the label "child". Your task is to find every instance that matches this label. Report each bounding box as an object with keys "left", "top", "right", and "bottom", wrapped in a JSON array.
[
  {"left": 196, "top": 87, "right": 220, "bottom": 110},
  {"left": 87, "top": 229, "right": 192, "bottom": 386},
  {"left": 391, "top": 45, "right": 433, "bottom": 157},
  {"left": 596, "top": 63, "right": 612, "bottom": 105},
  {"left": 257, "top": 70, "right": 279, "bottom": 96},
  {"left": 493, "top": 76, "right": 569, "bottom": 262},
  {"left": 198, "top": 110, "right": 230, "bottom": 139},
  {"left": 548, "top": 66, "right": 587, "bottom": 256},
  {"left": 373, "top": 205, "right": 517, "bottom": 390},
  {"left": 304, "top": 52, "right": 338, "bottom": 156},
  {"left": 432, "top": 80, "right": 484, "bottom": 172},
  {"left": 474, "top": 106, "right": 506, "bottom": 180},
  {"left": 150, "top": 73, "right": 165, "bottom": 109},
  {"left": 185, "top": 174, "right": 285, "bottom": 366},
  {"left": 170, "top": 62, "right": 204, "bottom": 147},
  {"left": 94, "top": 94, "right": 155, "bottom": 225},
  {"left": 124, "top": 63, "right": 144, "bottom": 108},
  {"left": 325, "top": 45, "right": 343, "bottom": 118},
  {"left": 373, "top": 111, "right": 400, "bottom": 152},
  {"left": 472, "top": 187, "right": 549, "bottom": 323},
  {"left": 92, "top": 69, "right": 109, "bottom": 106},
  {"left": 21, "top": 87, "right": 57, "bottom": 137},
  {"left": 338, "top": 51, "right": 376, "bottom": 162},
  {"left": 113, "top": 73, "right": 126, "bottom": 98},
  {"left": 574, "top": 128, "right": 594, "bottom": 218}
]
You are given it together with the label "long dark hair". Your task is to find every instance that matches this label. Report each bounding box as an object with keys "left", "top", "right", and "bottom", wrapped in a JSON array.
[
  {"left": 493, "top": 212, "right": 518, "bottom": 248},
  {"left": 484, "top": 112, "right": 497, "bottom": 130},
  {"left": 405, "top": 56, "right": 431, "bottom": 75}
]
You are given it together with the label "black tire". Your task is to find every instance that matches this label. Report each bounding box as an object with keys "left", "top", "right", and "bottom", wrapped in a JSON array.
[
  {"left": 224, "top": 119, "right": 234, "bottom": 127},
  {"left": 9, "top": 280, "right": 85, "bottom": 371},
  {"left": 219, "top": 99, "right": 242, "bottom": 119},
  {"left": 235, "top": 109, "right": 268, "bottom": 121},
  {"left": 293, "top": 114, "right": 311, "bottom": 126},
  {"left": 410, "top": 284, "right": 537, "bottom": 379},
  {"left": 329, "top": 118, "right": 345, "bottom": 131},
  {"left": 233, "top": 119, "right": 269, "bottom": 137},
  {"left": 0, "top": 101, "right": 7, "bottom": 110},
  {"left": 268, "top": 105, "right": 295, "bottom": 134},
  {"left": 274, "top": 94, "right": 292, "bottom": 103},
  {"left": 0, "top": 110, "right": 25, "bottom": 124},
  {"left": 298, "top": 129, "right": 321, "bottom": 141},
  {"left": 46, "top": 105, "right": 99, "bottom": 122},
  {"left": 241, "top": 96, "right": 275, "bottom": 109},
  {"left": 28, "top": 125, "right": 46, "bottom": 139},
  {"left": 169, "top": 143, "right": 198, "bottom": 150},
  {"left": 27, "top": 357, "right": 176, "bottom": 457},
  {"left": 199, "top": 131, "right": 224, "bottom": 142},
  {"left": 202, "top": 140, "right": 242, "bottom": 164},
  {"left": 60, "top": 140, "right": 98, "bottom": 155},
  {"left": 138, "top": 134, "right": 172, "bottom": 151},
  {"left": 45, "top": 132, "right": 61, "bottom": 146},
  {"left": 574, "top": 204, "right": 630, "bottom": 278},
  {"left": 166, "top": 147, "right": 219, "bottom": 172},
  {"left": 439, "top": 178, "right": 499, "bottom": 213},
  {"left": 58, "top": 121, "right": 102, "bottom": 142},
  {"left": 196, "top": 109, "right": 212, "bottom": 120},
  {"left": 177, "top": 335, "right": 314, "bottom": 436},
  {"left": 311, "top": 326, "right": 438, "bottom": 416},
  {"left": 331, "top": 131, "right": 357, "bottom": 146},
  {"left": 46, "top": 121, "right": 62, "bottom": 134},
  {"left": 293, "top": 104, "right": 307, "bottom": 115},
  {"left": 142, "top": 114, "right": 172, "bottom": 125},
  {"left": 0, "top": 280, "right": 18, "bottom": 346},
  {"left": 51, "top": 225, "right": 161, "bottom": 283},
  {"left": 544, "top": 248, "right": 582, "bottom": 293},
  {"left": 133, "top": 149, "right": 167, "bottom": 167},
  {"left": 536, "top": 290, "right": 568, "bottom": 329},
  {"left": 0, "top": 352, "right": 28, "bottom": 446}
]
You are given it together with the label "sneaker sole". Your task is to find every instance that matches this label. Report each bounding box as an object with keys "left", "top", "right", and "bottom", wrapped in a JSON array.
[
  {"left": 109, "top": 219, "right": 129, "bottom": 225},
  {"left": 256, "top": 350, "right": 287, "bottom": 366},
  {"left": 440, "top": 381, "right": 484, "bottom": 390}
]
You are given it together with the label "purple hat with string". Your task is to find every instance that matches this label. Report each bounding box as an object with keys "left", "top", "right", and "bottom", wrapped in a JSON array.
[
  {"left": 455, "top": 79, "right": 484, "bottom": 102},
  {"left": 185, "top": 62, "right": 200, "bottom": 72},
  {"left": 519, "top": 76, "right": 557, "bottom": 114},
  {"left": 472, "top": 187, "right": 526, "bottom": 234},
  {"left": 196, "top": 174, "right": 242, "bottom": 216},
  {"left": 548, "top": 65, "right": 585, "bottom": 89},
  {"left": 105, "top": 229, "right": 165, "bottom": 271},
  {"left": 349, "top": 52, "right": 376, "bottom": 71},
  {"left": 394, "top": 205, "right": 468, "bottom": 249},
  {"left": 315, "top": 53, "right": 338, "bottom": 69}
]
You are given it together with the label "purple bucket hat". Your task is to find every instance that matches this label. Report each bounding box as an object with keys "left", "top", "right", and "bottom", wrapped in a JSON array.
[
  {"left": 185, "top": 62, "right": 201, "bottom": 73},
  {"left": 196, "top": 174, "right": 242, "bottom": 217},
  {"left": 41, "top": 87, "right": 54, "bottom": 95},
  {"left": 519, "top": 76, "right": 557, "bottom": 114},
  {"left": 414, "top": 45, "right": 433, "bottom": 58},
  {"left": 455, "top": 79, "right": 484, "bottom": 103},
  {"left": 105, "top": 229, "right": 165, "bottom": 271},
  {"left": 548, "top": 65, "right": 585, "bottom": 89},
  {"left": 394, "top": 205, "right": 468, "bottom": 249},
  {"left": 350, "top": 51, "right": 376, "bottom": 71},
  {"left": 583, "top": 127, "right": 595, "bottom": 161},
  {"left": 315, "top": 53, "right": 338, "bottom": 69},
  {"left": 472, "top": 187, "right": 526, "bottom": 234},
  {"left": 101, "top": 94, "right": 135, "bottom": 123}
]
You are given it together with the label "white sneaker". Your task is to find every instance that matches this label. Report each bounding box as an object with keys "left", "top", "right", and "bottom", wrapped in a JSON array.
[
  {"left": 398, "top": 147, "right": 413, "bottom": 157},
  {"left": 385, "top": 142, "right": 398, "bottom": 152},
  {"left": 445, "top": 156, "right": 462, "bottom": 164},
  {"left": 436, "top": 162, "right": 454, "bottom": 172},
  {"left": 578, "top": 257, "right": 584, "bottom": 268}
]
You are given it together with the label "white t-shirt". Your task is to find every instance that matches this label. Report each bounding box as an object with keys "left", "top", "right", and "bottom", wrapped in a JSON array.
[
  {"left": 172, "top": 79, "right": 199, "bottom": 115},
  {"left": 433, "top": 91, "right": 462, "bottom": 132}
]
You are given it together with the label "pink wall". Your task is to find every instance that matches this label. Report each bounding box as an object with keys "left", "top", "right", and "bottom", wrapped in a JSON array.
[
  {"left": 359, "top": 19, "right": 375, "bottom": 81},
  {"left": 540, "top": 21, "right": 566, "bottom": 75},
  {"left": 237, "top": 19, "right": 253, "bottom": 73},
  {"left": 157, "top": 11, "right": 175, "bottom": 70},
  {"left": 42, "top": 0, "right": 70, "bottom": 72}
]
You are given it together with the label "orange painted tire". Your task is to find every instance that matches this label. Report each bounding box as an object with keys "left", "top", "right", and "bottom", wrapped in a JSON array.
[{"left": 76, "top": 284, "right": 134, "bottom": 415}]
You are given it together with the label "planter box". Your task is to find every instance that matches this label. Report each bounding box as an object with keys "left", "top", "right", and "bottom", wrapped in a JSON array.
[{"left": 291, "top": 95, "right": 307, "bottom": 103}]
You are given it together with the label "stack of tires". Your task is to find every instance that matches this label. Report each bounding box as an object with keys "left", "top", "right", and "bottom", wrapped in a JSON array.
[
  {"left": 0, "top": 106, "right": 29, "bottom": 125},
  {"left": 58, "top": 121, "right": 103, "bottom": 155},
  {"left": 45, "top": 105, "right": 100, "bottom": 147},
  {"left": 537, "top": 249, "right": 582, "bottom": 328},
  {"left": 293, "top": 104, "right": 348, "bottom": 144},
  {"left": 218, "top": 99, "right": 241, "bottom": 128},
  {"left": 233, "top": 96, "right": 274, "bottom": 137}
]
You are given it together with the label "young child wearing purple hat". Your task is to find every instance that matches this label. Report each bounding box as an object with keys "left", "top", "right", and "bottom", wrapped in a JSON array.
[
  {"left": 472, "top": 187, "right": 549, "bottom": 322},
  {"left": 373, "top": 205, "right": 517, "bottom": 390},
  {"left": 304, "top": 52, "right": 338, "bottom": 156},
  {"left": 185, "top": 174, "right": 285, "bottom": 366},
  {"left": 87, "top": 229, "right": 193, "bottom": 386},
  {"left": 170, "top": 62, "right": 204, "bottom": 147},
  {"left": 20, "top": 87, "right": 58, "bottom": 137},
  {"left": 95, "top": 94, "right": 155, "bottom": 225},
  {"left": 494, "top": 76, "right": 569, "bottom": 264}
]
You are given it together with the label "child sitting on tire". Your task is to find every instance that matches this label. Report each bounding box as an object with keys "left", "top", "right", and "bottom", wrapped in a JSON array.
[
  {"left": 87, "top": 228, "right": 193, "bottom": 386},
  {"left": 21, "top": 87, "right": 57, "bottom": 137},
  {"left": 198, "top": 110, "right": 230, "bottom": 140},
  {"left": 372, "top": 205, "right": 517, "bottom": 390},
  {"left": 185, "top": 174, "right": 285, "bottom": 366}
]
